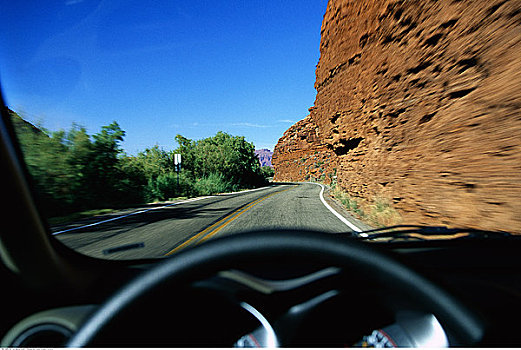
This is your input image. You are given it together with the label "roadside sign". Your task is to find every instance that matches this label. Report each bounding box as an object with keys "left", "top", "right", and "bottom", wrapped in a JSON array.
[
  {"left": 173, "top": 154, "right": 182, "bottom": 188},
  {"left": 174, "top": 153, "right": 182, "bottom": 166}
]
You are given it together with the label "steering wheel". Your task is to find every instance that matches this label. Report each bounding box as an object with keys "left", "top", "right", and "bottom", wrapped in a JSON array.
[{"left": 67, "top": 230, "right": 484, "bottom": 347}]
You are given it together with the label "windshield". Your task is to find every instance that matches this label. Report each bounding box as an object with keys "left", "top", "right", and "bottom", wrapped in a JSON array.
[{"left": 1, "top": 0, "right": 520, "bottom": 259}]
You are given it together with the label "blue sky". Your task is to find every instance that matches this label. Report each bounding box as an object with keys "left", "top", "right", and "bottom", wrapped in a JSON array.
[{"left": 0, "top": 0, "right": 327, "bottom": 154}]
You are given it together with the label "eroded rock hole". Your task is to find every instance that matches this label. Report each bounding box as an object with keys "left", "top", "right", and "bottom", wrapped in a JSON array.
[
  {"left": 333, "top": 137, "right": 364, "bottom": 156},
  {"left": 419, "top": 112, "right": 437, "bottom": 124},
  {"left": 424, "top": 33, "right": 443, "bottom": 47},
  {"left": 449, "top": 87, "right": 476, "bottom": 99}
]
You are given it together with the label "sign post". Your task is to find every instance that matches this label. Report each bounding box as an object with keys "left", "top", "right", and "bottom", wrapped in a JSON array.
[{"left": 173, "top": 154, "right": 182, "bottom": 190}]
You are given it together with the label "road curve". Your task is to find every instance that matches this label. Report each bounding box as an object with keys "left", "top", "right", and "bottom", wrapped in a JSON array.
[{"left": 54, "top": 183, "right": 356, "bottom": 260}]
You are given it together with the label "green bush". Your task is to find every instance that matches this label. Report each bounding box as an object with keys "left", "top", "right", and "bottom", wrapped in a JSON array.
[
  {"left": 260, "top": 166, "right": 274, "bottom": 179},
  {"left": 194, "top": 173, "right": 237, "bottom": 195},
  {"left": 145, "top": 172, "right": 176, "bottom": 202},
  {"left": 145, "top": 171, "right": 195, "bottom": 202},
  {"left": 10, "top": 108, "right": 268, "bottom": 217}
]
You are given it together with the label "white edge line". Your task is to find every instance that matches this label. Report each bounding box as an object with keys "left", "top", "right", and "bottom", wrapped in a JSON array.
[
  {"left": 51, "top": 196, "right": 214, "bottom": 236},
  {"left": 313, "top": 183, "right": 362, "bottom": 232},
  {"left": 52, "top": 185, "right": 276, "bottom": 236}
]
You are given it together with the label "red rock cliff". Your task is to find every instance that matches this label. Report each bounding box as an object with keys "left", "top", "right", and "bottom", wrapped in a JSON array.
[{"left": 273, "top": 0, "right": 521, "bottom": 233}]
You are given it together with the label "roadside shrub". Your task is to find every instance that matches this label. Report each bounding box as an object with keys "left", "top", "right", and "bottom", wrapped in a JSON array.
[
  {"left": 10, "top": 109, "right": 268, "bottom": 217},
  {"left": 330, "top": 184, "right": 364, "bottom": 216},
  {"left": 330, "top": 184, "right": 402, "bottom": 228},
  {"left": 260, "top": 166, "right": 274, "bottom": 180},
  {"left": 145, "top": 171, "right": 195, "bottom": 202},
  {"left": 145, "top": 172, "right": 175, "bottom": 202},
  {"left": 194, "top": 173, "right": 237, "bottom": 195},
  {"left": 367, "top": 197, "right": 401, "bottom": 227}
]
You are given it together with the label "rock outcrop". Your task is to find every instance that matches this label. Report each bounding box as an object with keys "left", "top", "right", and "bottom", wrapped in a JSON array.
[
  {"left": 272, "top": 114, "right": 338, "bottom": 183},
  {"left": 273, "top": 0, "right": 521, "bottom": 233}
]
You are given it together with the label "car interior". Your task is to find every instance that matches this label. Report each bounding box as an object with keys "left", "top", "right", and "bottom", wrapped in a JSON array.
[
  {"left": 2, "top": 0, "right": 521, "bottom": 346},
  {"left": 2, "top": 93, "right": 521, "bottom": 347}
]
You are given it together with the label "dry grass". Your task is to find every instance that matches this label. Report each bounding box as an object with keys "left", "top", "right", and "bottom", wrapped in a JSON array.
[
  {"left": 366, "top": 197, "right": 402, "bottom": 227},
  {"left": 330, "top": 184, "right": 402, "bottom": 228}
]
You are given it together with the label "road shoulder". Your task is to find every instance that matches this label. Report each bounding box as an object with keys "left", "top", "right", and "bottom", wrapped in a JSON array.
[{"left": 321, "top": 185, "right": 374, "bottom": 232}]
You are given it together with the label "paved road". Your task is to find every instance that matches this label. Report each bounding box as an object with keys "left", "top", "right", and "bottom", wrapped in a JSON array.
[{"left": 54, "top": 183, "right": 360, "bottom": 260}]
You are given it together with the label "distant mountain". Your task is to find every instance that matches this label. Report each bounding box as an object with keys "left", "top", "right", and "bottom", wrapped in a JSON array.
[{"left": 255, "top": 149, "right": 273, "bottom": 167}]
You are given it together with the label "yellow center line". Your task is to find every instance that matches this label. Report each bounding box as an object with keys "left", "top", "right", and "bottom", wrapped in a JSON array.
[
  {"left": 197, "top": 190, "right": 282, "bottom": 243},
  {"left": 164, "top": 186, "right": 296, "bottom": 256}
]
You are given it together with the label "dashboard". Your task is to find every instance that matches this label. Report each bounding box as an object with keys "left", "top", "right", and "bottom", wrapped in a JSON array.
[
  {"left": 2, "top": 267, "right": 448, "bottom": 347},
  {"left": 2, "top": 236, "right": 521, "bottom": 347}
]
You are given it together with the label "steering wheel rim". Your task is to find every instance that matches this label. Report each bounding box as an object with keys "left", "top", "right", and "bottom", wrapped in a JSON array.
[{"left": 67, "top": 230, "right": 484, "bottom": 347}]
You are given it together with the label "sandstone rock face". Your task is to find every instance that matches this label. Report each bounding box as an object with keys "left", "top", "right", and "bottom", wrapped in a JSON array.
[
  {"left": 272, "top": 114, "right": 338, "bottom": 183},
  {"left": 273, "top": 0, "right": 521, "bottom": 233}
]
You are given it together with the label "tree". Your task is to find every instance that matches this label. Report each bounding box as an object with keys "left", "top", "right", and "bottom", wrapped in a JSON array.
[
  {"left": 9, "top": 111, "right": 77, "bottom": 215},
  {"left": 174, "top": 134, "right": 196, "bottom": 178},
  {"left": 174, "top": 131, "right": 263, "bottom": 188},
  {"left": 134, "top": 145, "right": 174, "bottom": 179},
  {"left": 86, "top": 121, "right": 126, "bottom": 205},
  {"left": 260, "top": 166, "right": 275, "bottom": 179},
  {"left": 65, "top": 124, "right": 93, "bottom": 205},
  {"left": 10, "top": 109, "right": 268, "bottom": 216}
]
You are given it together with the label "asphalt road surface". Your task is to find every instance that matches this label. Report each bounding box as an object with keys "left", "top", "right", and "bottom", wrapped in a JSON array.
[{"left": 54, "top": 183, "right": 361, "bottom": 260}]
